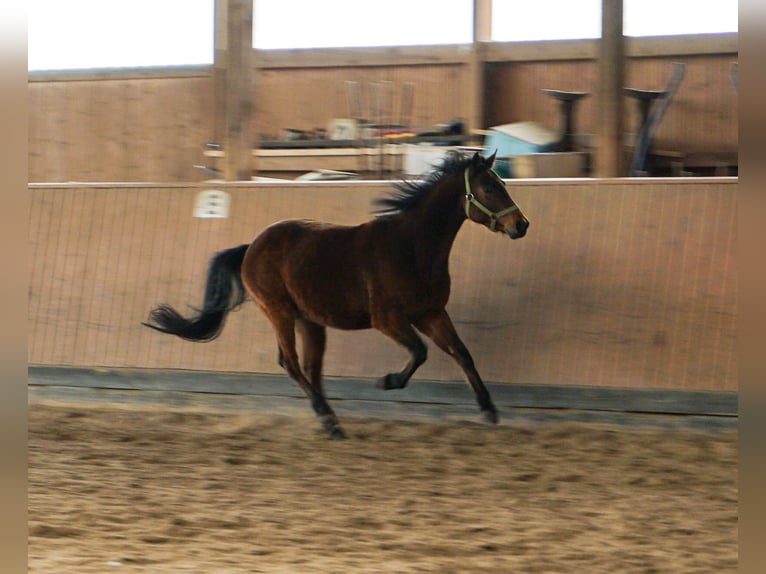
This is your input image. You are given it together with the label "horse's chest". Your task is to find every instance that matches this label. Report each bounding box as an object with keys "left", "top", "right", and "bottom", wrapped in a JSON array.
[
  {"left": 405, "top": 267, "right": 451, "bottom": 310},
  {"left": 422, "top": 273, "right": 450, "bottom": 300}
]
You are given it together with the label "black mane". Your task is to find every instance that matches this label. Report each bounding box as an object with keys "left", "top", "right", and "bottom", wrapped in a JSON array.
[{"left": 372, "top": 151, "right": 475, "bottom": 216}]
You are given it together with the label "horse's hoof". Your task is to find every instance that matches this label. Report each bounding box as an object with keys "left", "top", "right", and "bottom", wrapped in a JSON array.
[
  {"left": 482, "top": 409, "right": 499, "bottom": 424},
  {"left": 376, "top": 374, "right": 393, "bottom": 390},
  {"left": 329, "top": 426, "right": 347, "bottom": 440},
  {"left": 320, "top": 415, "right": 347, "bottom": 439},
  {"left": 376, "top": 373, "right": 403, "bottom": 390}
]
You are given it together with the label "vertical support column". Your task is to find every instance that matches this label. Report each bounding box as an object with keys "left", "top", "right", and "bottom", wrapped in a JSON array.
[
  {"left": 468, "top": 0, "right": 492, "bottom": 135},
  {"left": 214, "top": 0, "right": 254, "bottom": 181},
  {"left": 596, "top": 0, "right": 625, "bottom": 177},
  {"left": 213, "top": 0, "right": 227, "bottom": 147}
]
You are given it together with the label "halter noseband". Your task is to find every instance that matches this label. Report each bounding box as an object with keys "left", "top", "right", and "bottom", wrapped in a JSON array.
[{"left": 463, "top": 167, "right": 519, "bottom": 232}]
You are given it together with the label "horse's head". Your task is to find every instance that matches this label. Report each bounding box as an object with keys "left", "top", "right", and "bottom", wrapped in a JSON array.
[{"left": 464, "top": 152, "right": 529, "bottom": 239}]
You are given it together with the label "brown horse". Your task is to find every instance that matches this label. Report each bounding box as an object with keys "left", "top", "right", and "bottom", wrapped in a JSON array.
[{"left": 144, "top": 151, "right": 529, "bottom": 438}]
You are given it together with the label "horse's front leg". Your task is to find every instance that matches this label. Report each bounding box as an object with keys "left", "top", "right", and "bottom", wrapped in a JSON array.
[
  {"left": 371, "top": 310, "right": 428, "bottom": 390},
  {"left": 415, "top": 310, "right": 498, "bottom": 423}
]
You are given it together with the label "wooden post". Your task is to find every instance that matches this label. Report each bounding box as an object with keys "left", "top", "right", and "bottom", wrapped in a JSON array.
[
  {"left": 596, "top": 0, "right": 625, "bottom": 177},
  {"left": 214, "top": 0, "right": 254, "bottom": 181},
  {"left": 468, "top": 0, "right": 492, "bottom": 135}
]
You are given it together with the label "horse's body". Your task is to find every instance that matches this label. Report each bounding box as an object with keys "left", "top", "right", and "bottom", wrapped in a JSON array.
[
  {"left": 145, "top": 152, "right": 529, "bottom": 438},
  {"left": 246, "top": 211, "right": 452, "bottom": 331}
]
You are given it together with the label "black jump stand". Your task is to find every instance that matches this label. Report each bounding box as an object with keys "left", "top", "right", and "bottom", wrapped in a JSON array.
[
  {"left": 624, "top": 88, "right": 665, "bottom": 175},
  {"left": 542, "top": 89, "right": 589, "bottom": 152},
  {"left": 624, "top": 88, "right": 664, "bottom": 135}
]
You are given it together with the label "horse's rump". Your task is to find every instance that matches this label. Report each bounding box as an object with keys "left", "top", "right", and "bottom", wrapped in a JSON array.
[{"left": 243, "top": 219, "right": 373, "bottom": 329}]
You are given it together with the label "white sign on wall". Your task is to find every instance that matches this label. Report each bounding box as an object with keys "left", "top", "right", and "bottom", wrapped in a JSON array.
[{"left": 194, "top": 190, "right": 231, "bottom": 218}]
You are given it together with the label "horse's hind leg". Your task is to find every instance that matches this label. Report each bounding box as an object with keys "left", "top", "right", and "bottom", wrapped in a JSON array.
[
  {"left": 268, "top": 312, "right": 345, "bottom": 439},
  {"left": 296, "top": 318, "right": 327, "bottom": 392},
  {"left": 415, "top": 310, "right": 498, "bottom": 424}
]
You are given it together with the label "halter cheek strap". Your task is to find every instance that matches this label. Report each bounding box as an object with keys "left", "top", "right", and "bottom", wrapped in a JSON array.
[{"left": 463, "top": 167, "right": 519, "bottom": 232}]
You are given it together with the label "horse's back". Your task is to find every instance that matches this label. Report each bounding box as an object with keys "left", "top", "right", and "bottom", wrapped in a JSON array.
[
  {"left": 242, "top": 219, "right": 372, "bottom": 329},
  {"left": 247, "top": 219, "right": 363, "bottom": 264}
]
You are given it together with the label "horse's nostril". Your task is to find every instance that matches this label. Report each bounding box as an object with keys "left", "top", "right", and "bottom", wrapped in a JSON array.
[{"left": 517, "top": 220, "right": 529, "bottom": 233}]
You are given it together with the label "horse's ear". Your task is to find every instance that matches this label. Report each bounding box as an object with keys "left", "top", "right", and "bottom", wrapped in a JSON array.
[
  {"left": 470, "top": 151, "right": 486, "bottom": 174},
  {"left": 471, "top": 151, "right": 496, "bottom": 173}
]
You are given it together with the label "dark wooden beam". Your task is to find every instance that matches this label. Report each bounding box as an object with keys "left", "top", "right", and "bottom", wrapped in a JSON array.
[
  {"left": 596, "top": 0, "right": 625, "bottom": 177},
  {"left": 468, "top": 0, "right": 492, "bottom": 133},
  {"left": 214, "top": 0, "right": 254, "bottom": 181}
]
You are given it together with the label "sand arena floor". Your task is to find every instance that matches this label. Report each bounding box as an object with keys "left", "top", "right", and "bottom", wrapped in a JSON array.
[{"left": 28, "top": 400, "right": 737, "bottom": 573}]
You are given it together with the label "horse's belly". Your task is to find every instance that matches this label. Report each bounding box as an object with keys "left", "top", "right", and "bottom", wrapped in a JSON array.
[
  {"left": 288, "top": 266, "right": 370, "bottom": 329},
  {"left": 306, "top": 307, "right": 371, "bottom": 330}
]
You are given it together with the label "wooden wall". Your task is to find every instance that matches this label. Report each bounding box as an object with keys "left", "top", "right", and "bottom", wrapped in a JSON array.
[
  {"left": 28, "top": 178, "right": 737, "bottom": 392},
  {"left": 487, "top": 54, "right": 738, "bottom": 153},
  {"left": 255, "top": 64, "right": 469, "bottom": 139},
  {"left": 28, "top": 34, "right": 737, "bottom": 183},
  {"left": 28, "top": 70, "right": 214, "bottom": 182}
]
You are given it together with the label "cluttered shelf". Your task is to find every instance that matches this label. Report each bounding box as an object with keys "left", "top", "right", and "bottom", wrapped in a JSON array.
[
  {"left": 201, "top": 119, "right": 481, "bottom": 179},
  {"left": 203, "top": 138, "right": 478, "bottom": 178},
  {"left": 199, "top": 122, "right": 736, "bottom": 180}
]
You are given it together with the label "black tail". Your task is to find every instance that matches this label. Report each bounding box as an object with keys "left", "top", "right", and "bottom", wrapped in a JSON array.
[{"left": 143, "top": 244, "right": 250, "bottom": 342}]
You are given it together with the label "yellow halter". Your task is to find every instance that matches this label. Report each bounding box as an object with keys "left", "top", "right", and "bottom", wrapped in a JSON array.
[{"left": 463, "top": 167, "right": 519, "bottom": 232}]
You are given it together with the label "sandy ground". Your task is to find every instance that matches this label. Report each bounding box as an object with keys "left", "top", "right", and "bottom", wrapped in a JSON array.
[{"left": 28, "top": 401, "right": 737, "bottom": 573}]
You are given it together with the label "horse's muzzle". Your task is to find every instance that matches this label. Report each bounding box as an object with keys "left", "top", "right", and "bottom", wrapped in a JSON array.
[{"left": 506, "top": 219, "right": 529, "bottom": 239}]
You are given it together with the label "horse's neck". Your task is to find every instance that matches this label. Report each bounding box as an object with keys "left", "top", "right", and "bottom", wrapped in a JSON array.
[{"left": 409, "top": 177, "right": 465, "bottom": 269}]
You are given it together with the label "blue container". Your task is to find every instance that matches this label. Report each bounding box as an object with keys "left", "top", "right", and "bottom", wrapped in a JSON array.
[{"left": 484, "top": 121, "right": 558, "bottom": 156}]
